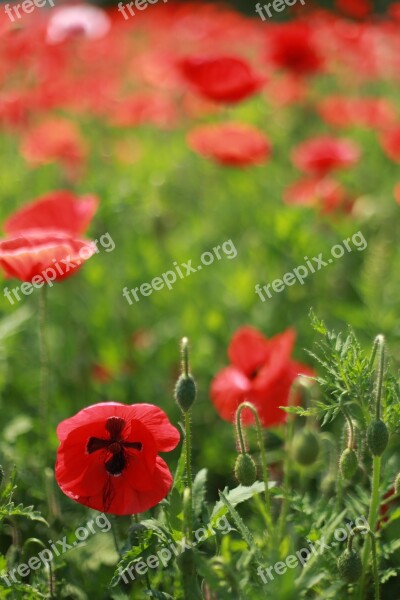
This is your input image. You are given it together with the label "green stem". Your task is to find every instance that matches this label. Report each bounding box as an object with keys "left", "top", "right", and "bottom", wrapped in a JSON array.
[
  {"left": 236, "top": 402, "right": 271, "bottom": 517},
  {"left": 184, "top": 411, "right": 193, "bottom": 541},
  {"left": 341, "top": 407, "right": 355, "bottom": 449},
  {"left": 374, "top": 336, "right": 385, "bottom": 420},
  {"left": 278, "top": 382, "right": 299, "bottom": 540},
  {"left": 350, "top": 527, "right": 380, "bottom": 600},
  {"left": 357, "top": 456, "right": 381, "bottom": 600},
  {"left": 39, "top": 286, "right": 49, "bottom": 431}
]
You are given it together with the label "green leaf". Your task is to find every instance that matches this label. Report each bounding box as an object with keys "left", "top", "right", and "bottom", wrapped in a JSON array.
[
  {"left": 218, "top": 491, "right": 263, "bottom": 564},
  {"left": 0, "top": 503, "right": 48, "bottom": 525},
  {"left": 210, "top": 481, "right": 274, "bottom": 525},
  {"left": 192, "top": 468, "right": 207, "bottom": 521}
]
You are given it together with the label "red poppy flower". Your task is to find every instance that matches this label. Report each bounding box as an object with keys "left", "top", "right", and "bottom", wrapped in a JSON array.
[
  {"left": 335, "top": 0, "right": 372, "bottom": 20},
  {"left": 317, "top": 97, "right": 396, "bottom": 130},
  {"left": 55, "top": 402, "right": 180, "bottom": 515},
  {"left": 284, "top": 177, "right": 352, "bottom": 214},
  {"left": 0, "top": 232, "right": 96, "bottom": 283},
  {"left": 210, "top": 327, "right": 313, "bottom": 428},
  {"left": 380, "top": 126, "right": 400, "bottom": 163},
  {"left": 188, "top": 123, "right": 271, "bottom": 167},
  {"left": 267, "top": 23, "right": 323, "bottom": 77},
  {"left": 292, "top": 136, "right": 361, "bottom": 176},
  {"left": 20, "top": 118, "right": 87, "bottom": 173},
  {"left": 4, "top": 191, "right": 98, "bottom": 237},
  {"left": 179, "top": 55, "right": 264, "bottom": 104}
]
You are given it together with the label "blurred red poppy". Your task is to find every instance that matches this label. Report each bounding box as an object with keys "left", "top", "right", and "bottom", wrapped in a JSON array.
[
  {"left": 4, "top": 191, "right": 98, "bottom": 237},
  {"left": 267, "top": 23, "right": 323, "bottom": 77},
  {"left": 317, "top": 97, "right": 396, "bottom": 130},
  {"left": 55, "top": 402, "right": 180, "bottom": 515},
  {"left": 188, "top": 123, "right": 271, "bottom": 167},
  {"left": 284, "top": 177, "right": 352, "bottom": 214},
  {"left": 335, "top": 0, "right": 372, "bottom": 20},
  {"left": 0, "top": 232, "right": 96, "bottom": 282},
  {"left": 111, "top": 94, "right": 178, "bottom": 129},
  {"left": 20, "top": 118, "right": 87, "bottom": 174},
  {"left": 380, "top": 126, "right": 400, "bottom": 163},
  {"left": 210, "top": 327, "right": 313, "bottom": 427},
  {"left": 179, "top": 55, "right": 264, "bottom": 104},
  {"left": 292, "top": 136, "right": 361, "bottom": 176}
]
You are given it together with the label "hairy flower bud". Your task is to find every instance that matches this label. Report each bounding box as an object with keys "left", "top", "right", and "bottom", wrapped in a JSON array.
[
  {"left": 367, "top": 419, "right": 389, "bottom": 456},
  {"left": 234, "top": 453, "right": 257, "bottom": 486},
  {"left": 175, "top": 374, "right": 197, "bottom": 413},
  {"left": 339, "top": 448, "right": 358, "bottom": 480},
  {"left": 337, "top": 549, "right": 363, "bottom": 583},
  {"left": 292, "top": 429, "right": 320, "bottom": 466},
  {"left": 394, "top": 473, "right": 400, "bottom": 496}
]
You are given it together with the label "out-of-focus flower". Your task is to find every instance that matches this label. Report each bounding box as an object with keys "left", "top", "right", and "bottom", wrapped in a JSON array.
[
  {"left": 317, "top": 97, "right": 396, "bottom": 130},
  {"left": 20, "top": 118, "right": 87, "bottom": 174},
  {"left": 335, "top": 0, "right": 372, "bottom": 20},
  {"left": 284, "top": 177, "right": 352, "bottom": 214},
  {"left": 91, "top": 364, "right": 112, "bottom": 384},
  {"left": 46, "top": 5, "right": 111, "bottom": 44},
  {"left": 210, "top": 327, "right": 313, "bottom": 427},
  {"left": 55, "top": 402, "right": 180, "bottom": 515},
  {"left": 380, "top": 126, "right": 400, "bottom": 163},
  {"left": 267, "top": 75, "right": 307, "bottom": 107},
  {"left": 179, "top": 55, "right": 265, "bottom": 103},
  {"left": 188, "top": 123, "right": 271, "bottom": 167},
  {"left": 4, "top": 191, "right": 98, "bottom": 237},
  {"left": 292, "top": 136, "right": 361, "bottom": 176},
  {"left": 111, "top": 94, "right": 178, "bottom": 129},
  {"left": 0, "top": 232, "right": 96, "bottom": 282},
  {"left": 267, "top": 23, "right": 323, "bottom": 76}
]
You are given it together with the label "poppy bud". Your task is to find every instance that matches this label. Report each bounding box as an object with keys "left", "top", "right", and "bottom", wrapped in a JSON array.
[
  {"left": 394, "top": 473, "right": 400, "bottom": 496},
  {"left": 234, "top": 453, "right": 257, "bottom": 486},
  {"left": 175, "top": 374, "right": 197, "bottom": 413},
  {"left": 292, "top": 429, "right": 320, "bottom": 466},
  {"left": 367, "top": 419, "right": 389, "bottom": 456},
  {"left": 339, "top": 449, "right": 358, "bottom": 480},
  {"left": 337, "top": 549, "right": 363, "bottom": 583}
]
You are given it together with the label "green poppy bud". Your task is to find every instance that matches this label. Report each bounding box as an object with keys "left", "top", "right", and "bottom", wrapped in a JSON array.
[
  {"left": 337, "top": 549, "right": 363, "bottom": 583},
  {"left": 292, "top": 429, "right": 320, "bottom": 466},
  {"left": 339, "top": 448, "right": 358, "bottom": 480},
  {"left": 367, "top": 419, "right": 389, "bottom": 456},
  {"left": 234, "top": 453, "right": 257, "bottom": 486},
  {"left": 175, "top": 374, "right": 196, "bottom": 413}
]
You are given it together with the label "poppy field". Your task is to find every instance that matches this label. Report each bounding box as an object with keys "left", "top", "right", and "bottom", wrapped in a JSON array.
[{"left": 1, "top": 1, "right": 400, "bottom": 598}]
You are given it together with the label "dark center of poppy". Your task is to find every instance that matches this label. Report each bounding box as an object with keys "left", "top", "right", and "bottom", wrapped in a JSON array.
[
  {"left": 86, "top": 416, "right": 142, "bottom": 476},
  {"left": 249, "top": 367, "right": 261, "bottom": 380}
]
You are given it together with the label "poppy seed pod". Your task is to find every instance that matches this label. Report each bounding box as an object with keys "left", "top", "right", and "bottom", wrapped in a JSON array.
[
  {"left": 175, "top": 374, "right": 196, "bottom": 413},
  {"left": 337, "top": 549, "right": 363, "bottom": 583},
  {"left": 339, "top": 448, "right": 358, "bottom": 480},
  {"left": 367, "top": 419, "right": 389, "bottom": 456},
  {"left": 234, "top": 453, "right": 257, "bottom": 486},
  {"left": 292, "top": 429, "right": 320, "bottom": 466}
]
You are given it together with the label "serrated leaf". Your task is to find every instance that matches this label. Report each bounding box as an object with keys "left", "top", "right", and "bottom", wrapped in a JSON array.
[
  {"left": 218, "top": 491, "right": 263, "bottom": 564},
  {"left": 0, "top": 503, "right": 47, "bottom": 525},
  {"left": 192, "top": 468, "right": 207, "bottom": 521}
]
